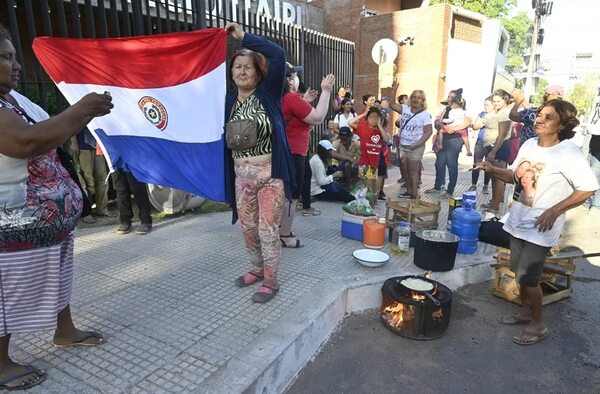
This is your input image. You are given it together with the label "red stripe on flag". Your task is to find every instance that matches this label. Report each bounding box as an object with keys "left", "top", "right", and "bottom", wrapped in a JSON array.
[{"left": 32, "top": 29, "right": 227, "bottom": 89}]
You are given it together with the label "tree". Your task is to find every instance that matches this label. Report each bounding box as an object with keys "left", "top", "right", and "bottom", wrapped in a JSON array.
[
  {"left": 428, "top": 1, "right": 532, "bottom": 77},
  {"left": 502, "top": 12, "right": 533, "bottom": 75},
  {"left": 533, "top": 78, "right": 548, "bottom": 106},
  {"left": 566, "top": 75, "right": 600, "bottom": 118},
  {"left": 429, "top": 0, "right": 516, "bottom": 19}
]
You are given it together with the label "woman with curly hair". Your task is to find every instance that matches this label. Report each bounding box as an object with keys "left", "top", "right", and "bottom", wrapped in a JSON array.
[{"left": 476, "top": 100, "right": 598, "bottom": 346}]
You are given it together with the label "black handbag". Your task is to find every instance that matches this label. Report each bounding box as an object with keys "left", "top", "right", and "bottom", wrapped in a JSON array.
[{"left": 478, "top": 217, "right": 511, "bottom": 249}]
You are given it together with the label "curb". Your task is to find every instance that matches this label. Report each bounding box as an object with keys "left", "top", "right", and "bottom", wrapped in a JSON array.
[{"left": 199, "top": 256, "right": 495, "bottom": 393}]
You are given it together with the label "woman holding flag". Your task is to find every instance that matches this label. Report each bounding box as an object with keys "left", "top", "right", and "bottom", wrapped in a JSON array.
[
  {"left": 0, "top": 25, "right": 112, "bottom": 390},
  {"left": 226, "top": 23, "right": 295, "bottom": 303}
]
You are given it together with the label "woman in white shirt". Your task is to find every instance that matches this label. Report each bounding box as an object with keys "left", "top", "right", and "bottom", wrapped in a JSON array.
[
  {"left": 332, "top": 98, "right": 356, "bottom": 135},
  {"left": 309, "top": 140, "right": 355, "bottom": 203},
  {"left": 477, "top": 100, "right": 598, "bottom": 346}
]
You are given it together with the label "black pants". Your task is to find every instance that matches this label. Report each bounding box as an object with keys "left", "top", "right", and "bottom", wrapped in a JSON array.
[
  {"left": 315, "top": 183, "right": 355, "bottom": 203},
  {"left": 302, "top": 155, "right": 312, "bottom": 209},
  {"left": 472, "top": 139, "right": 491, "bottom": 186},
  {"left": 112, "top": 169, "right": 152, "bottom": 225}
]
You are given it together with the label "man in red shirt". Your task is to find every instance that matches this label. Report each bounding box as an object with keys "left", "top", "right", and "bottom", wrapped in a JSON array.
[{"left": 348, "top": 107, "right": 391, "bottom": 204}]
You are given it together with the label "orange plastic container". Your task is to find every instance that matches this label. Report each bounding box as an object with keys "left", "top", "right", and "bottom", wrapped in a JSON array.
[{"left": 363, "top": 218, "right": 386, "bottom": 249}]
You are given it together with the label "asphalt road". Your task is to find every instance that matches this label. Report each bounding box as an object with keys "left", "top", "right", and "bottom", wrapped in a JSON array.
[{"left": 288, "top": 256, "right": 600, "bottom": 394}]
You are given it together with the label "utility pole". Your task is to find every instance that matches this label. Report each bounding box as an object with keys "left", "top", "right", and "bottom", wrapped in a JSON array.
[{"left": 524, "top": 0, "right": 553, "bottom": 101}]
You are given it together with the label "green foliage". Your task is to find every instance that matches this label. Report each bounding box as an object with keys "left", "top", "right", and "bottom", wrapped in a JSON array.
[
  {"left": 429, "top": 0, "right": 516, "bottom": 19},
  {"left": 19, "top": 86, "right": 66, "bottom": 116},
  {"left": 566, "top": 75, "right": 599, "bottom": 118},
  {"left": 502, "top": 12, "right": 533, "bottom": 75},
  {"left": 533, "top": 78, "right": 548, "bottom": 106},
  {"left": 428, "top": 1, "right": 532, "bottom": 77}
]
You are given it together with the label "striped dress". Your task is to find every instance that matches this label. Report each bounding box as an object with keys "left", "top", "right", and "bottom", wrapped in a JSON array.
[{"left": 0, "top": 91, "right": 81, "bottom": 335}]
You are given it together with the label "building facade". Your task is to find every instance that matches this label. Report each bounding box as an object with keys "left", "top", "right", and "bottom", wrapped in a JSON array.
[{"left": 322, "top": 0, "right": 509, "bottom": 117}]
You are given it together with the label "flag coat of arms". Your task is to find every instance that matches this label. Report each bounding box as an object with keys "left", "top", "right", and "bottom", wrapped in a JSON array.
[{"left": 32, "top": 29, "right": 227, "bottom": 202}]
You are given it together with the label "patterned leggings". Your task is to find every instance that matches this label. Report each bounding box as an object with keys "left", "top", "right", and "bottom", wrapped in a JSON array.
[{"left": 235, "top": 161, "right": 285, "bottom": 288}]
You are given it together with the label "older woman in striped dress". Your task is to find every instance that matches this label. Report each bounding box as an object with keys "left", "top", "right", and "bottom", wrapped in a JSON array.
[{"left": 0, "top": 25, "right": 113, "bottom": 390}]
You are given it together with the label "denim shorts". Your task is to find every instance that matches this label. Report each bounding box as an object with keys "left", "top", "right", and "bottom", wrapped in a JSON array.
[{"left": 484, "top": 140, "right": 511, "bottom": 162}]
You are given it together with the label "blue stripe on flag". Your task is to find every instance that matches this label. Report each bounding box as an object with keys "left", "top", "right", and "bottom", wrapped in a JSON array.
[{"left": 95, "top": 129, "right": 226, "bottom": 203}]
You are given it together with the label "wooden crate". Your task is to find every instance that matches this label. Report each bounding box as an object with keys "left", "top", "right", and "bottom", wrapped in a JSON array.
[
  {"left": 384, "top": 198, "right": 441, "bottom": 231},
  {"left": 491, "top": 249, "right": 599, "bottom": 305}
]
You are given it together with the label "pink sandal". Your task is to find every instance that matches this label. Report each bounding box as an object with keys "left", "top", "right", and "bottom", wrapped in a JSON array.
[{"left": 235, "top": 272, "right": 264, "bottom": 288}]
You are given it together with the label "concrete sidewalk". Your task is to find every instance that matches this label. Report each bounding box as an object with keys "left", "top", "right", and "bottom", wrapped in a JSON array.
[{"left": 9, "top": 152, "right": 551, "bottom": 393}]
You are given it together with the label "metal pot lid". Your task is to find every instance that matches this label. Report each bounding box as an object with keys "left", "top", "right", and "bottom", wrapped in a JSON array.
[
  {"left": 400, "top": 277, "right": 434, "bottom": 292},
  {"left": 416, "top": 229, "right": 459, "bottom": 243}
]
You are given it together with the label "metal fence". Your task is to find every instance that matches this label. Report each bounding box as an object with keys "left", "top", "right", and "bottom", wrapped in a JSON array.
[{"left": 1, "top": 0, "right": 355, "bottom": 147}]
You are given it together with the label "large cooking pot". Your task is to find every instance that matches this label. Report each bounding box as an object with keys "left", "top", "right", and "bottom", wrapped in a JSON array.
[{"left": 413, "top": 230, "right": 459, "bottom": 272}]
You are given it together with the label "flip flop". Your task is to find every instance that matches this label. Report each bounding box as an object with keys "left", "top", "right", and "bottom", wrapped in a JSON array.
[
  {"left": 499, "top": 313, "right": 532, "bottom": 325},
  {"left": 235, "top": 272, "right": 264, "bottom": 287},
  {"left": 252, "top": 285, "right": 279, "bottom": 303},
  {"left": 512, "top": 328, "right": 549, "bottom": 346},
  {"left": 53, "top": 331, "right": 105, "bottom": 348},
  {"left": 0, "top": 365, "right": 46, "bottom": 391}
]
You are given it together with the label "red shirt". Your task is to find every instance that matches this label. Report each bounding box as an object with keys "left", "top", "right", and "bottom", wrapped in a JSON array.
[
  {"left": 355, "top": 119, "right": 384, "bottom": 167},
  {"left": 282, "top": 92, "right": 313, "bottom": 155}
]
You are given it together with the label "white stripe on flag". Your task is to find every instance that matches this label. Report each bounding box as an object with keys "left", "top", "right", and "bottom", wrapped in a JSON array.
[{"left": 58, "top": 62, "right": 226, "bottom": 144}]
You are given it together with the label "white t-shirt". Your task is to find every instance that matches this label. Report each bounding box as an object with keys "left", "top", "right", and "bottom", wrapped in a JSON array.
[
  {"left": 503, "top": 138, "right": 599, "bottom": 247},
  {"left": 0, "top": 91, "right": 50, "bottom": 208},
  {"left": 442, "top": 108, "right": 466, "bottom": 127},
  {"left": 309, "top": 154, "right": 333, "bottom": 196},
  {"left": 333, "top": 112, "right": 356, "bottom": 129},
  {"left": 397, "top": 105, "right": 432, "bottom": 145}
]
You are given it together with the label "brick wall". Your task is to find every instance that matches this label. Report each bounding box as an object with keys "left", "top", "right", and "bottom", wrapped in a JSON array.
[{"left": 324, "top": 2, "right": 452, "bottom": 126}]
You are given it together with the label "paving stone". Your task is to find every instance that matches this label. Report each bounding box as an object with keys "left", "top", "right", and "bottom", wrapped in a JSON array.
[
  {"left": 131, "top": 353, "right": 218, "bottom": 393},
  {"left": 11, "top": 160, "right": 500, "bottom": 392}
]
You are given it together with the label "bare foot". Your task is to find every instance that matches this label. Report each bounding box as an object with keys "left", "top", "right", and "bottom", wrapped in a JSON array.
[
  {"left": 499, "top": 312, "right": 532, "bottom": 325},
  {"left": 53, "top": 328, "right": 105, "bottom": 348},
  {"left": 0, "top": 360, "right": 46, "bottom": 390}
]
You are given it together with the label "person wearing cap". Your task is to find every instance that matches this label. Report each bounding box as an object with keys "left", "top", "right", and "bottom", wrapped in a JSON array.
[
  {"left": 348, "top": 107, "right": 391, "bottom": 203},
  {"left": 280, "top": 61, "right": 335, "bottom": 242},
  {"left": 332, "top": 126, "right": 361, "bottom": 186},
  {"left": 510, "top": 85, "right": 563, "bottom": 146},
  {"left": 309, "top": 140, "right": 355, "bottom": 203},
  {"left": 225, "top": 23, "right": 295, "bottom": 303}
]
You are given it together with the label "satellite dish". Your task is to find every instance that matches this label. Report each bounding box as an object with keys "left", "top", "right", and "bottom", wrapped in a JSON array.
[
  {"left": 371, "top": 38, "right": 398, "bottom": 65},
  {"left": 147, "top": 184, "right": 206, "bottom": 214}
]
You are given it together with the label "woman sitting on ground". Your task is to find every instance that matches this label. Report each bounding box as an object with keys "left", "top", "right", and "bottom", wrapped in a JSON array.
[
  {"left": 476, "top": 100, "right": 598, "bottom": 346},
  {"left": 309, "top": 140, "right": 355, "bottom": 203}
]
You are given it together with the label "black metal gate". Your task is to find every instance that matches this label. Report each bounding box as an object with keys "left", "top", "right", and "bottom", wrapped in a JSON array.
[{"left": 1, "top": 0, "right": 354, "bottom": 144}]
